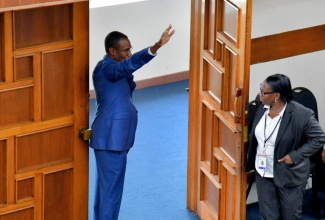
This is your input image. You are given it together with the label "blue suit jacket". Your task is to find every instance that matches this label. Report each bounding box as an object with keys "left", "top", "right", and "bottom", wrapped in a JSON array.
[
  {"left": 246, "top": 101, "right": 325, "bottom": 187},
  {"left": 90, "top": 48, "right": 155, "bottom": 151}
]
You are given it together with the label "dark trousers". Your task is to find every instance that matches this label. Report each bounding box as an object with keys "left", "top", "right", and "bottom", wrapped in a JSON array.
[
  {"left": 94, "top": 150, "right": 128, "bottom": 220},
  {"left": 255, "top": 172, "right": 305, "bottom": 220}
]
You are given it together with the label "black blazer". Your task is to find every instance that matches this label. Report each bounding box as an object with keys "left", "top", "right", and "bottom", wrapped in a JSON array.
[{"left": 246, "top": 101, "right": 325, "bottom": 188}]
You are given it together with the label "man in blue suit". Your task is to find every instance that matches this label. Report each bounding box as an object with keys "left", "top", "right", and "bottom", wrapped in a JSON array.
[{"left": 90, "top": 25, "right": 175, "bottom": 220}]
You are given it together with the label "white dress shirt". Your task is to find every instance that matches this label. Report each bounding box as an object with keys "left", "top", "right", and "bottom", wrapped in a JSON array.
[{"left": 255, "top": 104, "right": 286, "bottom": 177}]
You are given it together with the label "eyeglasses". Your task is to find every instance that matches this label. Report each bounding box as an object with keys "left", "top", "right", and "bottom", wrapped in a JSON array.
[
  {"left": 260, "top": 83, "right": 276, "bottom": 96},
  {"left": 114, "top": 47, "right": 133, "bottom": 53}
]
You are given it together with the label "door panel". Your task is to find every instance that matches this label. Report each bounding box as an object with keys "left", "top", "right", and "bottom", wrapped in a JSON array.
[
  {"left": 0, "top": 1, "right": 89, "bottom": 219},
  {"left": 44, "top": 169, "right": 73, "bottom": 219},
  {"left": 188, "top": 0, "right": 252, "bottom": 219},
  {"left": 16, "top": 126, "right": 73, "bottom": 172},
  {"left": 14, "top": 5, "right": 73, "bottom": 49},
  {"left": 42, "top": 49, "right": 74, "bottom": 119},
  {"left": 0, "top": 140, "right": 5, "bottom": 205},
  {"left": 0, "top": 87, "right": 34, "bottom": 126}
]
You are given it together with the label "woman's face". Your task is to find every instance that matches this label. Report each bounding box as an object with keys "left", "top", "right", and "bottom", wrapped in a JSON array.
[{"left": 259, "top": 80, "right": 277, "bottom": 105}]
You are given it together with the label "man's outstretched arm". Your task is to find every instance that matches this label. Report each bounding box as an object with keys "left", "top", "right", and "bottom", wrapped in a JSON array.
[{"left": 150, "top": 24, "right": 175, "bottom": 54}]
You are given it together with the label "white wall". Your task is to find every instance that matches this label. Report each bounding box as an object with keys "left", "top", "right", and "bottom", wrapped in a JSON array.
[
  {"left": 89, "top": 0, "right": 191, "bottom": 89},
  {"left": 249, "top": 0, "right": 325, "bottom": 129}
]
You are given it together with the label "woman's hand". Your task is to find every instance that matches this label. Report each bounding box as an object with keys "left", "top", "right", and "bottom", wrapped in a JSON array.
[{"left": 278, "top": 154, "right": 293, "bottom": 164}]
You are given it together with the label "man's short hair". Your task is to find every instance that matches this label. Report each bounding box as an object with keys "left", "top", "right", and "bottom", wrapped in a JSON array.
[{"left": 104, "top": 31, "right": 128, "bottom": 53}]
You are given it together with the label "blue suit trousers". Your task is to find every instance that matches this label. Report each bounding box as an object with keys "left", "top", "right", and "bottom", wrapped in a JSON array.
[{"left": 94, "top": 150, "right": 128, "bottom": 220}]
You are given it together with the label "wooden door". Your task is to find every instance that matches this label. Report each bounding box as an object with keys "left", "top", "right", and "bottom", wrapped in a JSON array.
[
  {"left": 187, "top": 0, "right": 252, "bottom": 219},
  {"left": 0, "top": 1, "right": 89, "bottom": 219}
]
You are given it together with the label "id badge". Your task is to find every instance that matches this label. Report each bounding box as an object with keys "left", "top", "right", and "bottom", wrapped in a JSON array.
[{"left": 258, "top": 155, "right": 267, "bottom": 170}]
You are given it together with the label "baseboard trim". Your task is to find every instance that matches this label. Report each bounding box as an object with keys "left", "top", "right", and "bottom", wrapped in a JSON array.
[{"left": 89, "top": 70, "right": 189, "bottom": 99}]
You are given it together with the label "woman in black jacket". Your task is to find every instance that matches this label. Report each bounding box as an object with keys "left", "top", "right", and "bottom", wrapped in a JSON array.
[{"left": 246, "top": 74, "right": 325, "bottom": 220}]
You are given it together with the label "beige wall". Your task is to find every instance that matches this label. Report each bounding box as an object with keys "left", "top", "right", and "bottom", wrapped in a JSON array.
[
  {"left": 89, "top": 0, "right": 191, "bottom": 90},
  {"left": 250, "top": 0, "right": 325, "bottom": 129},
  {"left": 89, "top": 0, "right": 325, "bottom": 129}
]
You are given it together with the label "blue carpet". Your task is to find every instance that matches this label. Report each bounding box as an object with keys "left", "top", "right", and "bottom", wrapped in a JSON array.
[{"left": 88, "top": 80, "right": 200, "bottom": 220}]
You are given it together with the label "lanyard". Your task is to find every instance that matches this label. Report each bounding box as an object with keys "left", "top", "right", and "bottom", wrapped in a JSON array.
[{"left": 263, "top": 111, "right": 282, "bottom": 148}]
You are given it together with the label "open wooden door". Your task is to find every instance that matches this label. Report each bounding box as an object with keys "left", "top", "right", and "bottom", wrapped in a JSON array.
[
  {"left": 187, "top": 0, "right": 252, "bottom": 219},
  {"left": 0, "top": 1, "right": 89, "bottom": 219}
]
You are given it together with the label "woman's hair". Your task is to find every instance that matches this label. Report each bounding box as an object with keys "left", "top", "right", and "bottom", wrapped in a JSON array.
[
  {"left": 266, "top": 73, "right": 293, "bottom": 103},
  {"left": 104, "top": 31, "right": 128, "bottom": 53}
]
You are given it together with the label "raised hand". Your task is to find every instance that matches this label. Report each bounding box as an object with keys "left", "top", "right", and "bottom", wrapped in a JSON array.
[
  {"left": 158, "top": 24, "right": 175, "bottom": 47},
  {"left": 150, "top": 24, "right": 175, "bottom": 54}
]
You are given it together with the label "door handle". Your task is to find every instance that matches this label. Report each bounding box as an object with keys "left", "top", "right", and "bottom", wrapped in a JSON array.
[
  {"left": 234, "top": 88, "right": 242, "bottom": 123},
  {"left": 79, "top": 128, "right": 92, "bottom": 141}
]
